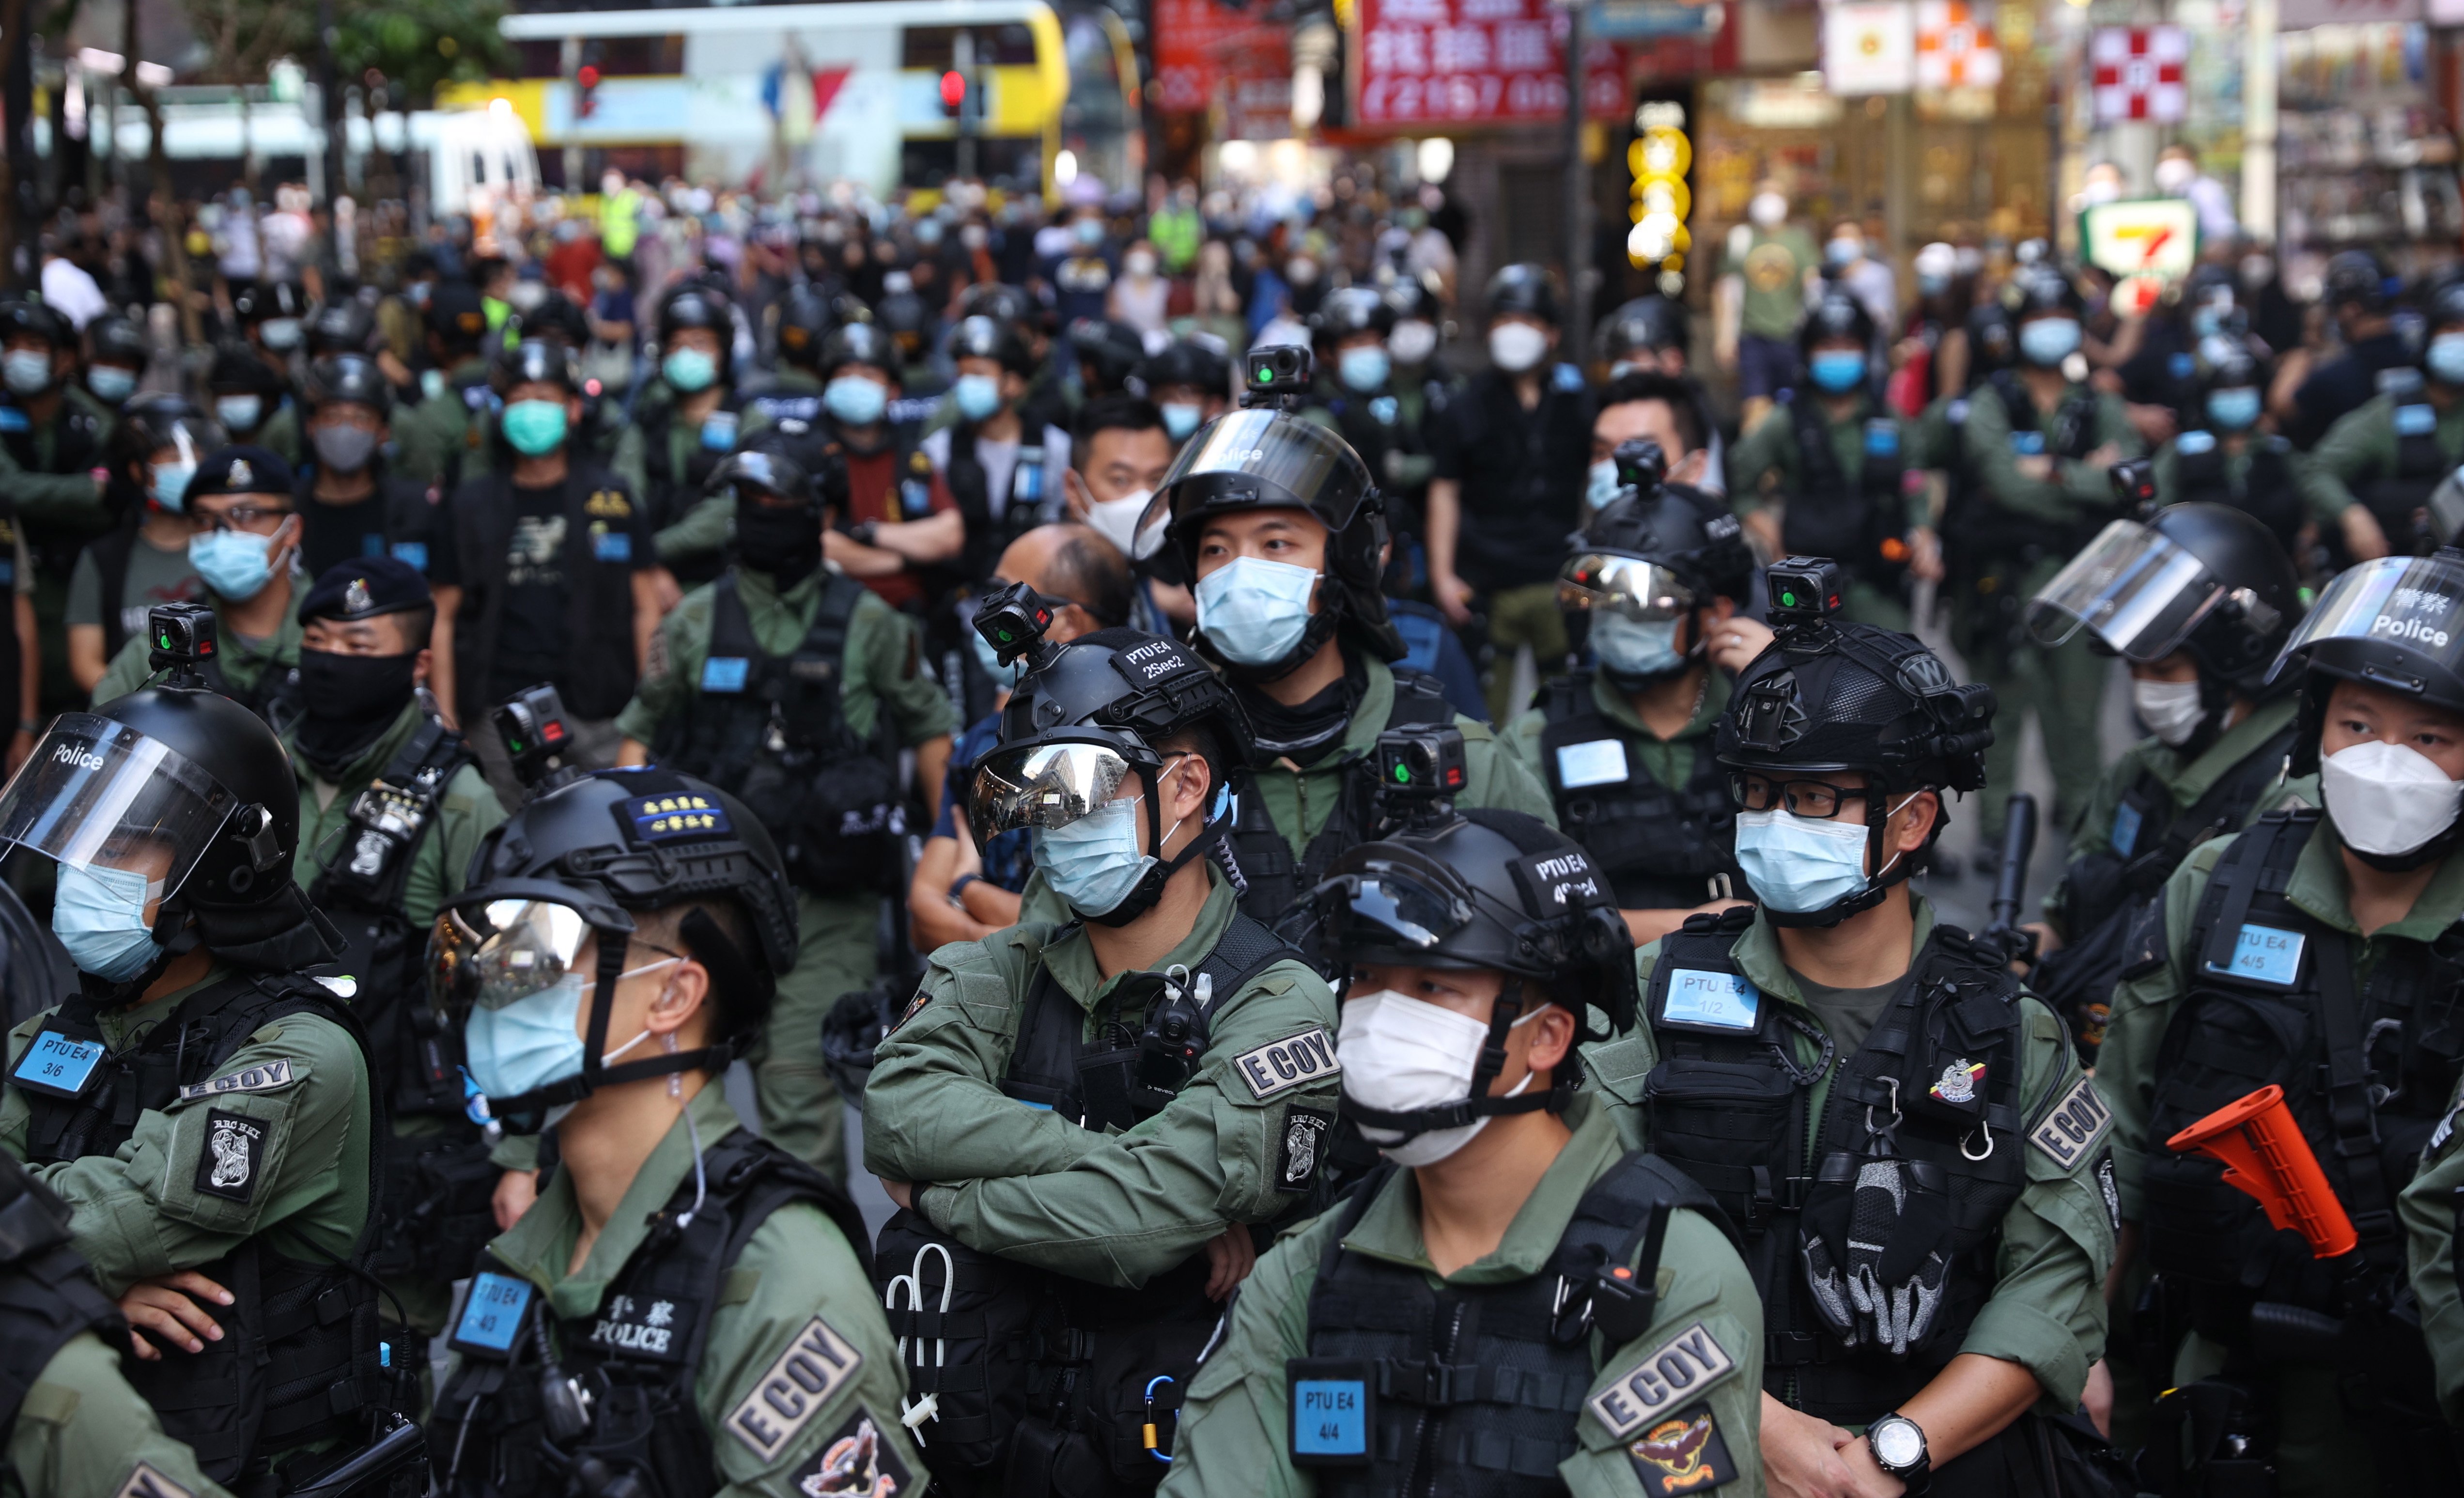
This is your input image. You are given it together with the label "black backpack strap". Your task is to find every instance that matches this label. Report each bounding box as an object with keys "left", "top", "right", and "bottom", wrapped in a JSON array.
[
  {"left": 2191, "top": 809, "right": 2313, "bottom": 979},
  {"left": 706, "top": 1131, "right": 877, "bottom": 1286},
  {"left": 1550, "top": 1150, "right": 1741, "bottom": 1346},
  {"left": 707, "top": 570, "right": 760, "bottom": 661},
  {"left": 1788, "top": 393, "right": 1846, "bottom": 495},
  {"left": 999, "top": 928, "right": 1087, "bottom": 1113},
  {"left": 307, "top": 719, "right": 472, "bottom": 911}
]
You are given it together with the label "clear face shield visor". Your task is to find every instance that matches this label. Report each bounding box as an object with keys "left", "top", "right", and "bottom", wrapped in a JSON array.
[
  {"left": 0, "top": 713, "right": 237, "bottom": 895},
  {"left": 2268, "top": 554, "right": 2464, "bottom": 685},
  {"left": 1556, "top": 553, "right": 1699, "bottom": 623},
  {"left": 2025, "top": 519, "right": 2227, "bottom": 662}
]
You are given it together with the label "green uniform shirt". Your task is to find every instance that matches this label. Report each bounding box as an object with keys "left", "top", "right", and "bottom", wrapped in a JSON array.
[
  {"left": 1587, "top": 896, "right": 2114, "bottom": 1410},
  {"left": 2402, "top": 1065, "right": 2464, "bottom": 1423},
  {"left": 1159, "top": 1096, "right": 1766, "bottom": 1498},
  {"left": 252, "top": 402, "right": 301, "bottom": 468},
  {"left": 1957, "top": 379, "right": 2141, "bottom": 531},
  {"left": 0, "top": 965, "right": 375, "bottom": 1297},
  {"left": 449, "top": 1085, "right": 923, "bottom": 1498},
  {"left": 2150, "top": 434, "right": 2323, "bottom": 525},
  {"left": 1499, "top": 669, "right": 1731, "bottom": 899},
  {"left": 92, "top": 595, "right": 303, "bottom": 705},
  {"left": 8, "top": 1331, "right": 234, "bottom": 1498},
  {"left": 0, "top": 387, "right": 112, "bottom": 538},
  {"left": 1724, "top": 395, "right": 1925, "bottom": 533},
  {"left": 2103, "top": 816, "right": 2464, "bottom": 1487},
  {"left": 1244, "top": 656, "right": 1556, "bottom": 863},
  {"left": 390, "top": 359, "right": 492, "bottom": 487},
  {"left": 628, "top": 374, "right": 735, "bottom": 568},
  {"left": 2294, "top": 390, "right": 2464, "bottom": 527},
  {"left": 2044, "top": 695, "right": 2309, "bottom": 933},
  {"left": 862, "top": 864, "right": 1341, "bottom": 1287},
  {"left": 286, "top": 700, "right": 509, "bottom": 934}
]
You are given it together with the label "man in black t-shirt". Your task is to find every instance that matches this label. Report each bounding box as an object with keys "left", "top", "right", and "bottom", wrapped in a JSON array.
[{"left": 429, "top": 339, "right": 659, "bottom": 805}]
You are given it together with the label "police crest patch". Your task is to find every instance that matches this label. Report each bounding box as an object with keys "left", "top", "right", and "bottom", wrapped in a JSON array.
[
  {"left": 195, "top": 1110, "right": 265, "bottom": 1201},
  {"left": 1931, "top": 1058, "right": 1984, "bottom": 1105},
  {"left": 1277, "top": 1107, "right": 1333, "bottom": 1192},
  {"left": 1626, "top": 1404, "right": 1737, "bottom": 1493},
  {"left": 343, "top": 577, "right": 372, "bottom": 614},
  {"left": 792, "top": 1411, "right": 910, "bottom": 1496}
]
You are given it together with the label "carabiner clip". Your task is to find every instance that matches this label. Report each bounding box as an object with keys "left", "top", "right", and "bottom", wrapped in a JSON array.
[
  {"left": 1143, "top": 1375, "right": 1178, "bottom": 1464},
  {"left": 1865, "top": 1076, "right": 1902, "bottom": 1140}
]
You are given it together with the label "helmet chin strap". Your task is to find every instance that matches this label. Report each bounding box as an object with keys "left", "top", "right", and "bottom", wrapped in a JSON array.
[
  {"left": 1087, "top": 756, "right": 1225, "bottom": 928},
  {"left": 1344, "top": 983, "right": 1582, "bottom": 1140},
  {"left": 488, "top": 936, "right": 733, "bottom": 1129}
]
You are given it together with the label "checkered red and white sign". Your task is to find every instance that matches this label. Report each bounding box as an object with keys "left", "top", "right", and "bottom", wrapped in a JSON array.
[
  {"left": 1916, "top": 0, "right": 2000, "bottom": 89},
  {"left": 2091, "top": 26, "right": 2187, "bottom": 123}
]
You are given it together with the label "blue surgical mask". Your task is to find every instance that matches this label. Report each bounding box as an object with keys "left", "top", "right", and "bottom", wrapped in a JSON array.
[
  {"left": 501, "top": 399, "right": 569, "bottom": 456},
  {"left": 463, "top": 957, "right": 677, "bottom": 1102},
  {"left": 216, "top": 394, "right": 263, "bottom": 432},
  {"left": 150, "top": 461, "right": 195, "bottom": 513},
  {"left": 970, "top": 624, "right": 1025, "bottom": 688},
  {"left": 1196, "top": 556, "right": 1320, "bottom": 667},
  {"left": 189, "top": 528, "right": 279, "bottom": 601},
  {"left": 258, "top": 317, "right": 303, "bottom": 351},
  {"left": 2018, "top": 318, "right": 2082, "bottom": 368},
  {"left": 662, "top": 347, "right": 718, "bottom": 393},
  {"left": 88, "top": 366, "right": 138, "bottom": 404},
  {"left": 1809, "top": 350, "right": 1867, "bottom": 393},
  {"left": 1733, "top": 806, "right": 1880, "bottom": 914},
  {"left": 2205, "top": 388, "right": 2262, "bottom": 431},
  {"left": 954, "top": 374, "right": 1004, "bottom": 422},
  {"left": 825, "top": 375, "right": 888, "bottom": 426},
  {"left": 1593, "top": 612, "right": 1684, "bottom": 678},
  {"left": 2430, "top": 334, "right": 2464, "bottom": 387},
  {"left": 1032, "top": 796, "right": 1156, "bottom": 918},
  {"left": 51, "top": 862, "right": 163, "bottom": 983},
  {"left": 1585, "top": 458, "right": 1622, "bottom": 511},
  {"left": 1161, "top": 403, "right": 1204, "bottom": 441},
  {"left": 1918, "top": 273, "right": 1951, "bottom": 298},
  {"left": 1339, "top": 347, "right": 1391, "bottom": 393},
  {"left": 1073, "top": 218, "right": 1105, "bottom": 248},
  {"left": 2, "top": 350, "right": 51, "bottom": 395}
]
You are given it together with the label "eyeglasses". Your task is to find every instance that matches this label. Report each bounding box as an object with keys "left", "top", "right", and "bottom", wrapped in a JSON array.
[
  {"left": 1728, "top": 774, "right": 1869, "bottom": 818},
  {"left": 192, "top": 503, "right": 292, "bottom": 534}
]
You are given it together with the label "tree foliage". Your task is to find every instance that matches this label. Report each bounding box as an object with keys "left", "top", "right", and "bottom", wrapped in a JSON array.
[{"left": 179, "top": 0, "right": 512, "bottom": 105}]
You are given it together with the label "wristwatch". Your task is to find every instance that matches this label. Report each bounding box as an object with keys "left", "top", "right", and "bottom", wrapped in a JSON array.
[
  {"left": 848, "top": 519, "right": 881, "bottom": 548},
  {"left": 1867, "top": 1413, "right": 1930, "bottom": 1494}
]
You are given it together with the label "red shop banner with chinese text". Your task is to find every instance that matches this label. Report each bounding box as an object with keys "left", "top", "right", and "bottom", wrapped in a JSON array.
[
  {"left": 1154, "top": 0, "right": 1291, "bottom": 115},
  {"left": 1353, "top": 0, "right": 1627, "bottom": 130}
]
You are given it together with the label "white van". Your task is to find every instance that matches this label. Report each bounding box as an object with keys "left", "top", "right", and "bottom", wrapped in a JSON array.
[{"left": 416, "top": 103, "right": 540, "bottom": 218}]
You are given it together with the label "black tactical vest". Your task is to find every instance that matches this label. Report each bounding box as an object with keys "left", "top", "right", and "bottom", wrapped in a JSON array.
[
  {"left": 1223, "top": 671, "right": 1455, "bottom": 936},
  {"left": 1780, "top": 392, "right": 1906, "bottom": 591},
  {"left": 2063, "top": 722, "right": 2296, "bottom": 943},
  {"left": 2171, "top": 432, "right": 2304, "bottom": 557},
  {"left": 0, "top": 1165, "right": 127, "bottom": 1439},
  {"left": 876, "top": 914, "right": 1308, "bottom": 1497},
  {"left": 431, "top": 1132, "right": 870, "bottom": 1498},
  {"left": 946, "top": 424, "right": 1054, "bottom": 589},
  {"left": 1943, "top": 374, "right": 2104, "bottom": 573},
  {"left": 1296, "top": 1152, "right": 1732, "bottom": 1498},
  {"left": 2360, "top": 399, "right": 2451, "bottom": 552},
  {"left": 1641, "top": 911, "right": 2030, "bottom": 1420},
  {"left": 652, "top": 569, "right": 901, "bottom": 899},
  {"left": 642, "top": 390, "right": 750, "bottom": 587},
  {"left": 2142, "top": 810, "right": 2464, "bottom": 1337},
  {"left": 11, "top": 973, "right": 390, "bottom": 1482},
  {"left": 0, "top": 390, "right": 107, "bottom": 582},
  {"left": 1537, "top": 671, "right": 1739, "bottom": 911}
]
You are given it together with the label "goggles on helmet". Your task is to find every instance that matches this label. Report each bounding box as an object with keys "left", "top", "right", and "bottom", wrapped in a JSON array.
[
  {"left": 968, "top": 739, "right": 1160, "bottom": 849},
  {"left": 1557, "top": 553, "right": 1699, "bottom": 623},
  {"left": 429, "top": 897, "right": 604, "bottom": 1022}
]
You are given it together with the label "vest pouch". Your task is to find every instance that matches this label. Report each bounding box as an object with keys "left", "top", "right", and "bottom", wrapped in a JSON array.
[
  {"left": 768, "top": 748, "right": 905, "bottom": 899},
  {"left": 2030, "top": 898, "right": 2146, "bottom": 1063},
  {"left": 1798, "top": 1150, "right": 1956, "bottom": 1358},
  {"left": 1068, "top": 1272, "right": 1219, "bottom": 1490},
  {"left": 126, "top": 1249, "right": 268, "bottom": 1483},
  {"left": 873, "top": 1209, "right": 1042, "bottom": 1484},
  {"left": 1781, "top": 491, "right": 1875, "bottom": 570},
  {"left": 373, "top": 1133, "right": 501, "bottom": 1285},
  {"left": 1643, "top": 1058, "right": 1800, "bottom": 1230}
]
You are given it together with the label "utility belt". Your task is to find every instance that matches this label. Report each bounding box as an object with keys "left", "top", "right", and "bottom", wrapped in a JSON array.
[{"left": 874, "top": 1214, "right": 1220, "bottom": 1498}]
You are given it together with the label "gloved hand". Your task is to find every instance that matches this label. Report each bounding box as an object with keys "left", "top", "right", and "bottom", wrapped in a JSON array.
[{"left": 1801, "top": 1155, "right": 1953, "bottom": 1354}]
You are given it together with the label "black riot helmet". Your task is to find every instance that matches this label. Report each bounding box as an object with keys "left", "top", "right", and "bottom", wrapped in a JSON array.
[
  {"left": 108, "top": 395, "right": 224, "bottom": 484},
  {"left": 875, "top": 280, "right": 931, "bottom": 364},
  {"left": 1070, "top": 318, "right": 1147, "bottom": 395},
  {"left": 775, "top": 288, "right": 835, "bottom": 370},
  {"left": 970, "top": 623, "right": 1255, "bottom": 926},
  {"left": 2004, "top": 263, "right": 2086, "bottom": 320},
  {"left": 0, "top": 298, "right": 72, "bottom": 350},
  {"left": 1135, "top": 339, "right": 1230, "bottom": 400},
  {"left": 434, "top": 766, "right": 798, "bottom": 1124},
  {"left": 950, "top": 314, "right": 1034, "bottom": 376},
  {"left": 516, "top": 293, "right": 592, "bottom": 350},
  {"left": 1311, "top": 286, "right": 1395, "bottom": 344},
  {"left": 1799, "top": 287, "right": 1876, "bottom": 353},
  {"left": 1304, "top": 810, "right": 1635, "bottom": 1141},
  {"left": 234, "top": 281, "right": 311, "bottom": 350},
  {"left": 2427, "top": 275, "right": 2464, "bottom": 336},
  {"left": 820, "top": 321, "right": 903, "bottom": 382},
  {"left": 1384, "top": 276, "right": 1442, "bottom": 328},
  {"left": 306, "top": 299, "right": 375, "bottom": 356},
  {"left": 1485, "top": 263, "right": 1561, "bottom": 326},
  {"left": 1561, "top": 480, "right": 1757, "bottom": 675},
  {"left": 0, "top": 680, "right": 329, "bottom": 992},
  {"left": 958, "top": 281, "right": 1039, "bottom": 334},
  {"left": 2029, "top": 506, "right": 2302, "bottom": 746},
  {"left": 306, "top": 353, "right": 394, "bottom": 419},
  {"left": 87, "top": 312, "right": 150, "bottom": 369},
  {"left": 1135, "top": 402, "right": 1405, "bottom": 673},
  {"left": 1597, "top": 296, "right": 1688, "bottom": 369},
  {"left": 2324, "top": 250, "right": 2397, "bottom": 315},
  {"left": 708, "top": 444, "right": 813, "bottom": 508},
  {"left": 492, "top": 338, "right": 581, "bottom": 397},
  {"left": 1718, "top": 567, "right": 1995, "bottom": 925},
  {"left": 659, "top": 286, "right": 729, "bottom": 345},
  {"left": 2201, "top": 346, "right": 2265, "bottom": 396},
  {"left": 208, "top": 342, "right": 284, "bottom": 398},
  {"left": 1965, "top": 301, "right": 2015, "bottom": 376}
]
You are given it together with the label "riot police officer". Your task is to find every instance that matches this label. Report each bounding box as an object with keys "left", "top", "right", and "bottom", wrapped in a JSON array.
[
  {"left": 617, "top": 446, "right": 955, "bottom": 1183},
  {"left": 81, "top": 313, "right": 148, "bottom": 413},
  {"left": 2286, "top": 249, "right": 2413, "bottom": 453},
  {"left": 295, "top": 354, "right": 435, "bottom": 579},
  {"left": 1504, "top": 456, "right": 1759, "bottom": 945},
  {"left": 285, "top": 556, "right": 507, "bottom": 1350},
  {"left": 1131, "top": 356, "right": 1554, "bottom": 946},
  {"left": 1304, "top": 287, "right": 1433, "bottom": 537},
  {"left": 1162, "top": 810, "right": 1767, "bottom": 1498},
  {"left": 736, "top": 286, "right": 837, "bottom": 471},
  {"left": 1595, "top": 294, "right": 1724, "bottom": 494},
  {"left": 228, "top": 281, "right": 309, "bottom": 466},
  {"left": 2025, "top": 502, "right": 2306, "bottom": 1058},
  {"left": 1726, "top": 287, "right": 1934, "bottom": 629},
  {"left": 0, "top": 298, "right": 109, "bottom": 718},
  {"left": 69, "top": 397, "right": 218, "bottom": 697},
  {"left": 2297, "top": 277, "right": 2464, "bottom": 561},
  {"left": 428, "top": 767, "right": 919, "bottom": 1498},
  {"left": 2101, "top": 548, "right": 2464, "bottom": 1497},
  {"left": 0, "top": 632, "right": 400, "bottom": 1488},
  {"left": 1945, "top": 262, "right": 2141, "bottom": 846},
  {"left": 390, "top": 282, "right": 495, "bottom": 493},
  {"left": 2154, "top": 349, "right": 2306, "bottom": 557},
  {"left": 1585, "top": 565, "right": 2116, "bottom": 1494},
  {"left": 927, "top": 315, "right": 1069, "bottom": 590},
  {"left": 1134, "top": 339, "right": 1232, "bottom": 448},
  {"left": 862, "top": 613, "right": 1339, "bottom": 1496},
  {"left": 635, "top": 287, "right": 747, "bottom": 588}
]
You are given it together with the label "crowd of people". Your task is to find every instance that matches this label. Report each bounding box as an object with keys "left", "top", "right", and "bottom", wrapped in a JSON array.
[{"left": 3, "top": 154, "right": 2464, "bottom": 1498}]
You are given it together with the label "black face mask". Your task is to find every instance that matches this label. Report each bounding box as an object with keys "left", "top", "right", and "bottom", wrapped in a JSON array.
[
  {"left": 293, "top": 648, "right": 419, "bottom": 775},
  {"left": 737, "top": 500, "right": 823, "bottom": 584}
]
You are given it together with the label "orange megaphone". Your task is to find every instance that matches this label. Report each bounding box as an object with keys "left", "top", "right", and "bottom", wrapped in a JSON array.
[{"left": 2165, "top": 1084, "right": 2359, "bottom": 1260}]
